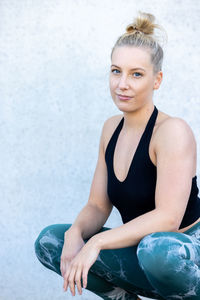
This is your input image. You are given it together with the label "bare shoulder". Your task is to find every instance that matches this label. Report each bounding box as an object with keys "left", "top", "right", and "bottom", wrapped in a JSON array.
[
  {"left": 101, "top": 114, "right": 123, "bottom": 153},
  {"left": 154, "top": 114, "right": 197, "bottom": 153}
]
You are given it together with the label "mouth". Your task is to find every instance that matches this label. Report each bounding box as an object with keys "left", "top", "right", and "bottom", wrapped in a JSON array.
[{"left": 116, "top": 94, "right": 133, "bottom": 101}]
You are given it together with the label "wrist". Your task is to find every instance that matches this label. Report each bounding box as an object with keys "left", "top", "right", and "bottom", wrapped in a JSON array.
[
  {"left": 90, "top": 233, "right": 104, "bottom": 250},
  {"left": 65, "top": 225, "right": 83, "bottom": 238}
]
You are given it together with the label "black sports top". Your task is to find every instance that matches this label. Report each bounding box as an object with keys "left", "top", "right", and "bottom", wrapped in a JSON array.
[{"left": 105, "top": 105, "right": 200, "bottom": 229}]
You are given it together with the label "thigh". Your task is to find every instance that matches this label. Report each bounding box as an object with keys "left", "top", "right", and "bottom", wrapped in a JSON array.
[
  {"left": 88, "top": 227, "right": 164, "bottom": 299},
  {"left": 36, "top": 223, "right": 72, "bottom": 241},
  {"left": 137, "top": 222, "right": 200, "bottom": 299},
  {"left": 35, "top": 224, "right": 164, "bottom": 298},
  {"left": 35, "top": 224, "right": 140, "bottom": 299},
  {"left": 137, "top": 222, "right": 200, "bottom": 267}
]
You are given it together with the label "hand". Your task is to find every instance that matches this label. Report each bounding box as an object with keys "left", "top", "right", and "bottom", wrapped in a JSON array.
[
  {"left": 63, "top": 236, "right": 101, "bottom": 296},
  {"left": 60, "top": 229, "right": 85, "bottom": 279}
]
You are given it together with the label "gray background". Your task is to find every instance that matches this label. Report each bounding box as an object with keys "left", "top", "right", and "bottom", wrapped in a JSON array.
[{"left": 0, "top": 0, "right": 199, "bottom": 299}]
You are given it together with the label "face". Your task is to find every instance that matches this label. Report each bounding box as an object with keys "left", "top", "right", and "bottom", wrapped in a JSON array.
[{"left": 109, "top": 46, "right": 162, "bottom": 113}]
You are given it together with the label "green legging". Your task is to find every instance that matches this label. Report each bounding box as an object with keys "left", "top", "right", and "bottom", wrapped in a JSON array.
[{"left": 34, "top": 221, "right": 200, "bottom": 299}]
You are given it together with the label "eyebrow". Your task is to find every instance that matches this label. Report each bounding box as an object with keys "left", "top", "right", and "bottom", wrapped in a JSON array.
[{"left": 111, "top": 64, "right": 146, "bottom": 72}]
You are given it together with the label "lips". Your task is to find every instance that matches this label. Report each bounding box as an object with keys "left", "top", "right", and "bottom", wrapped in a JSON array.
[{"left": 117, "top": 94, "right": 133, "bottom": 100}]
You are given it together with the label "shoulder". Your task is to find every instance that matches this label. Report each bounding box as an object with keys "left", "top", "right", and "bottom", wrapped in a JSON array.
[
  {"left": 154, "top": 115, "right": 196, "bottom": 155},
  {"left": 101, "top": 114, "right": 123, "bottom": 153}
]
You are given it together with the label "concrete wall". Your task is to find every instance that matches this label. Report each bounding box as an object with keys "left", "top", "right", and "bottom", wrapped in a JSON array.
[{"left": 0, "top": 0, "right": 199, "bottom": 299}]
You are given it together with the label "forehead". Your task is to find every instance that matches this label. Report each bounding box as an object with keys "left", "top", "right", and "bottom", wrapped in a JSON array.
[{"left": 111, "top": 46, "right": 152, "bottom": 69}]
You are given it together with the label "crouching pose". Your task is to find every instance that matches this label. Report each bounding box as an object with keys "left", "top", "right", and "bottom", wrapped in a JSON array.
[{"left": 35, "top": 12, "right": 200, "bottom": 300}]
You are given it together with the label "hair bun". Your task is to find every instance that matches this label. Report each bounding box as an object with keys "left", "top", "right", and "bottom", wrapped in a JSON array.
[
  {"left": 112, "top": 11, "right": 167, "bottom": 73},
  {"left": 126, "top": 12, "right": 157, "bottom": 36}
]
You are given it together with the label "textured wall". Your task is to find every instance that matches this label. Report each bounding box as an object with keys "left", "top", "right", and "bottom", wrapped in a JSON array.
[{"left": 0, "top": 1, "right": 199, "bottom": 299}]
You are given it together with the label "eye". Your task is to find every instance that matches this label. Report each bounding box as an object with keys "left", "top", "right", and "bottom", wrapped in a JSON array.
[
  {"left": 133, "top": 72, "right": 142, "bottom": 78},
  {"left": 111, "top": 69, "right": 120, "bottom": 74}
]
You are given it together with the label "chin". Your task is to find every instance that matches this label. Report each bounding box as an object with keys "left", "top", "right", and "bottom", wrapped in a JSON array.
[{"left": 115, "top": 103, "right": 136, "bottom": 113}]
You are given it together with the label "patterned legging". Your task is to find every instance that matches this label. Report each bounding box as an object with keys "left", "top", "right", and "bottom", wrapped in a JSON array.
[{"left": 34, "top": 221, "right": 200, "bottom": 299}]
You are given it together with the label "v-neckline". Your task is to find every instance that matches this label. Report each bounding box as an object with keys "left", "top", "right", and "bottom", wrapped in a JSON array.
[{"left": 113, "top": 106, "right": 156, "bottom": 184}]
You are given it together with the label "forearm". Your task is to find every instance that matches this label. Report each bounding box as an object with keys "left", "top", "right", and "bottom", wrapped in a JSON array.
[
  {"left": 92, "top": 209, "right": 177, "bottom": 250},
  {"left": 67, "top": 204, "right": 109, "bottom": 240}
]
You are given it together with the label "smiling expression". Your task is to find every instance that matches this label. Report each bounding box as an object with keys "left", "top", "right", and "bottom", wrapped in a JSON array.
[{"left": 109, "top": 46, "right": 162, "bottom": 112}]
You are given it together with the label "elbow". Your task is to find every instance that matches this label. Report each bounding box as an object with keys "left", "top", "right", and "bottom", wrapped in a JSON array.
[
  {"left": 156, "top": 210, "right": 181, "bottom": 232},
  {"left": 166, "top": 215, "right": 181, "bottom": 232},
  {"left": 170, "top": 219, "right": 180, "bottom": 232}
]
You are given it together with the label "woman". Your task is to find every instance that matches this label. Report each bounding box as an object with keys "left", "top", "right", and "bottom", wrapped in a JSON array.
[{"left": 34, "top": 12, "right": 200, "bottom": 300}]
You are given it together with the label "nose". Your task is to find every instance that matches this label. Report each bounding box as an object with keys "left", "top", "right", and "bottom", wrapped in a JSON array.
[{"left": 118, "top": 74, "right": 129, "bottom": 90}]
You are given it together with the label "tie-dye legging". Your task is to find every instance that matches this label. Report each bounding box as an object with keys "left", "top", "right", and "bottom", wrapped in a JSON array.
[{"left": 34, "top": 221, "right": 200, "bottom": 299}]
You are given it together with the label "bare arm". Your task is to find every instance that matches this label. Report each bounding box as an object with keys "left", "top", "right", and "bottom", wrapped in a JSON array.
[
  {"left": 61, "top": 117, "right": 116, "bottom": 290},
  {"left": 67, "top": 119, "right": 113, "bottom": 239},
  {"left": 89, "top": 118, "right": 197, "bottom": 249}
]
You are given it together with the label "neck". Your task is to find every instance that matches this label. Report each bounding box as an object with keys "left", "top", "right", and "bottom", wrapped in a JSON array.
[{"left": 122, "top": 103, "right": 155, "bottom": 132}]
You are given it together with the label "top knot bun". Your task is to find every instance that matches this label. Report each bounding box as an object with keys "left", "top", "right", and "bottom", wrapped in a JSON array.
[
  {"left": 126, "top": 12, "right": 158, "bottom": 36},
  {"left": 111, "top": 11, "right": 167, "bottom": 73}
]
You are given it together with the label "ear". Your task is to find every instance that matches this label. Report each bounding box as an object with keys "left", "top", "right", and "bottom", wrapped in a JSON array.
[{"left": 153, "top": 71, "right": 163, "bottom": 90}]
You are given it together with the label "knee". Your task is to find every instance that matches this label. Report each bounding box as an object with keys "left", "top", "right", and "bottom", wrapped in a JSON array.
[
  {"left": 34, "top": 224, "right": 71, "bottom": 259},
  {"left": 35, "top": 225, "right": 53, "bottom": 256},
  {"left": 136, "top": 231, "right": 192, "bottom": 278},
  {"left": 34, "top": 225, "right": 55, "bottom": 261}
]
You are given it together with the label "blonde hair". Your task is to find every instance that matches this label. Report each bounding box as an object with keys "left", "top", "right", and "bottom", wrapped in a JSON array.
[{"left": 111, "top": 12, "right": 167, "bottom": 73}]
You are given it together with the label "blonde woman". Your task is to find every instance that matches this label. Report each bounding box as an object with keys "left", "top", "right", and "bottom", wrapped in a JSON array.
[{"left": 35, "top": 12, "right": 200, "bottom": 300}]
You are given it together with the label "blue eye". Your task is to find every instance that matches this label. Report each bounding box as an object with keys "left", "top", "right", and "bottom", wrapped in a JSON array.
[
  {"left": 133, "top": 72, "right": 142, "bottom": 77},
  {"left": 111, "top": 69, "right": 120, "bottom": 74}
]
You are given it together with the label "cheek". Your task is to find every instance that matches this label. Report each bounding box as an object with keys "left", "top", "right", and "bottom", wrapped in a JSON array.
[
  {"left": 109, "top": 77, "right": 117, "bottom": 91},
  {"left": 137, "top": 79, "right": 154, "bottom": 93}
]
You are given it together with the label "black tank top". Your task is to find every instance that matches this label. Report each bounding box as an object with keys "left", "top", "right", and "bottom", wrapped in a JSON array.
[{"left": 105, "top": 105, "right": 200, "bottom": 229}]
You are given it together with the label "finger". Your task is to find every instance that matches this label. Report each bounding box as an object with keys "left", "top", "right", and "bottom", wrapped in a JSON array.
[
  {"left": 82, "top": 266, "right": 89, "bottom": 289},
  {"left": 63, "top": 266, "right": 71, "bottom": 292},
  {"left": 68, "top": 267, "right": 77, "bottom": 296},
  {"left": 75, "top": 268, "right": 83, "bottom": 295},
  {"left": 62, "top": 260, "right": 70, "bottom": 278},
  {"left": 60, "top": 259, "right": 65, "bottom": 277}
]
